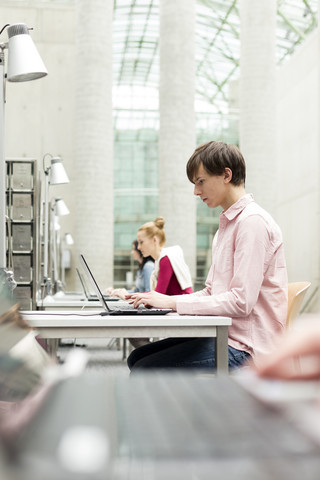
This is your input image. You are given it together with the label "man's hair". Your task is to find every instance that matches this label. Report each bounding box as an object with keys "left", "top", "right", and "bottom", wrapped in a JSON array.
[{"left": 186, "top": 141, "right": 246, "bottom": 186}]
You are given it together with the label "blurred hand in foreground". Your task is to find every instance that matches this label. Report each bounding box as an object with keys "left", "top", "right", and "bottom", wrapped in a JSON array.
[{"left": 254, "top": 324, "right": 320, "bottom": 380}]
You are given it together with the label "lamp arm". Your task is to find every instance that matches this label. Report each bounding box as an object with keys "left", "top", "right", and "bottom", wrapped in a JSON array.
[
  {"left": 0, "top": 48, "right": 6, "bottom": 269},
  {"left": 42, "top": 152, "right": 53, "bottom": 173},
  {"left": 51, "top": 208, "right": 58, "bottom": 283},
  {"left": 0, "top": 25, "right": 10, "bottom": 36},
  {"left": 0, "top": 33, "right": 16, "bottom": 293},
  {"left": 43, "top": 171, "right": 49, "bottom": 279}
]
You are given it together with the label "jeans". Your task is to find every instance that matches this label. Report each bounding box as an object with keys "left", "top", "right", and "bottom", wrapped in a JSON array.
[{"left": 127, "top": 337, "right": 251, "bottom": 372}]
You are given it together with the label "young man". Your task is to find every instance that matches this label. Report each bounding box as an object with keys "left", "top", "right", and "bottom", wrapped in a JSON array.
[{"left": 127, "top": 141, "right": 288, "bottom": 372}]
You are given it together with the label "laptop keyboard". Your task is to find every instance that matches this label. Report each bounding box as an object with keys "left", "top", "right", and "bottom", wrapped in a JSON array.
[
  {"left": 108, "top": 304, "right": 171, "bottom": 315},
  {"left": 110, "top": 304, "right": 144, "bottom": 311},
  {"left": 88, "top": 295, "right": 119, "bottom": 302}
]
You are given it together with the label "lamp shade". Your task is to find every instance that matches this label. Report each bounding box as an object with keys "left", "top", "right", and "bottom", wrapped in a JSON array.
[
  {"left": 54, "top": 216, "right": 61, "bottom": 231},
  {"left": 65, "top": 233, "right": 74, "bottom": 245},
  {"left": 55, "top": 198, "right": 70, "bottom": 216},
  {"left": 49, "top": 157, "right": 69, "bottom": 185},
  {"left": 7, "top": 23, "right": 48, "bottom": 82}
]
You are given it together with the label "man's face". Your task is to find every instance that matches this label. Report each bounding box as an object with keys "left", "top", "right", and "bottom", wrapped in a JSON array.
[{"left": 192, "top": 163, "right": 230, "bottom": 210}]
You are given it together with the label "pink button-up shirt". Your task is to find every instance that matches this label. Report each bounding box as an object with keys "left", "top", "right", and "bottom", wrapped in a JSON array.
[{"left": 176, "top": 194, "right": 288, "bottom": 359}]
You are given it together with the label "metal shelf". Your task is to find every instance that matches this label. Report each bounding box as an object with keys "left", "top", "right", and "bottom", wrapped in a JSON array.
[{"left": 6, "top": 159, "right": 39, "bottom": 310}]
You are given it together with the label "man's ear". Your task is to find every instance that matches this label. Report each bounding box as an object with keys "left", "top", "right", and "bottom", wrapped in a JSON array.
[{"left": 224, "top": 168, "right": 232, "bottom": 183}]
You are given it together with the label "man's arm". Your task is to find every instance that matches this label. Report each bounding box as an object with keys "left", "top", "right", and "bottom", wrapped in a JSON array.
[{"left": 176, "top": 215, "right": 274, "bottom": 316}]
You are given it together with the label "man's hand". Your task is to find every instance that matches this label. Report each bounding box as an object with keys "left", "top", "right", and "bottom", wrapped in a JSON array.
[{"left": 126, "top": 291, "right": 177, "bottom": 310}]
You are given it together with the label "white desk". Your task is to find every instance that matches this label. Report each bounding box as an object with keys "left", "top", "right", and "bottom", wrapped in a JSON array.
[
  {"left": 38, "top": 300, "right": 103, "bottom": 309},
  {"left": 23, "top": 311, "right": 232, "bottom": 374},
  {"left": 37, "top": 295, "right": 120, "bottom": 310}
]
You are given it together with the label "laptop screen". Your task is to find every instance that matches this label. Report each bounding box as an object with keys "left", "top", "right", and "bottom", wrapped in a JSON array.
[
  {"left": 79, "top": 255, "right": 110, "bottom": 312},
  {"left": 76, "top": 267, "right": 93, "bottom": 299}
]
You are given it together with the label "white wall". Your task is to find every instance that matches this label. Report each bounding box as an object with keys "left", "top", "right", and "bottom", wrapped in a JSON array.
[
  {"left": 5, "top": 4, "right": 75, "bottom": 176},
  {"left": 276, "top": 30, "right": 319, "bottom": 310}
]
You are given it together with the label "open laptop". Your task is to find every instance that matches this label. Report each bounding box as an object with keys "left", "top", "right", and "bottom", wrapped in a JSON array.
[
  {"left": 79, "top": 254, "right": 172, "bottom": 316},
  {"left": 76, "top": 267, "right": 119, "bottom": 302}
]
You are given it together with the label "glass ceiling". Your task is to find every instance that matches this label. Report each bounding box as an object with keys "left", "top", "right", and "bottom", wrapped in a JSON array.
[
  {"left": 5, "top": 0, "right": 317, "bottom": 129},
  {"left": 113, "top": 0, "right": 318, "bottom": 130}
]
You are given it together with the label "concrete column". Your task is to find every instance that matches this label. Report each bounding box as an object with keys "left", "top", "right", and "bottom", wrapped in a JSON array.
[
  {"left": 74, "top": 0, "right": 113, "bottom": 287},
  {"left": 239, "top": 0, "right": 277, "bottom": 215},
  {"left": 159, "top": 0, "right": 197, "bottom": 280}
]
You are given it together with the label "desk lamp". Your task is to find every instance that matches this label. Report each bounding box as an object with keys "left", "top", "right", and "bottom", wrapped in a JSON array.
[
  {"left": 0, "top": 23, "right": 47, "bottom": 290},
  {"left": 65, "top": 233, "right": 74, "bottom": 246},
  {"left": 42, "top": 155, "right": 69, "bottom": 299},
  {"left": 60, "top": 233, "right": 74, "bottom": 289},
  {"left": 51, "top": 198, "right": 70, "bottom": 291}
]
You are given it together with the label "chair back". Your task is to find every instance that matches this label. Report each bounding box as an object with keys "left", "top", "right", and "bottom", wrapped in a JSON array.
[{"left": 286, "top": 281, "right": 311, "bottom": 327}]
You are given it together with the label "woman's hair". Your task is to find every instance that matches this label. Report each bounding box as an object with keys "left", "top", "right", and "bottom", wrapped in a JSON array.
[
  {"left": 186, "top": 141, "right": 246, "bottom": 186},
  {"left": 138, "top": 216, "right": 166, "bottom": 248},
  {"left": 133, "top": 239, "right": 154, "bottom": 270}
]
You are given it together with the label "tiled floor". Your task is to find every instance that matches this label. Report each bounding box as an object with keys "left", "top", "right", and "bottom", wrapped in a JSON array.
[{"left": 57, "top": 338, "right": 130, "bottom": 375}]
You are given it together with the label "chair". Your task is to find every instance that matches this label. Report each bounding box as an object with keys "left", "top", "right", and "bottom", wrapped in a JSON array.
[
  {"left": 286, "top": 281, "right": 311, "bottom": 327},
  {"left": 199, "top": 281, "right": 311, "bottom": 378}
]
